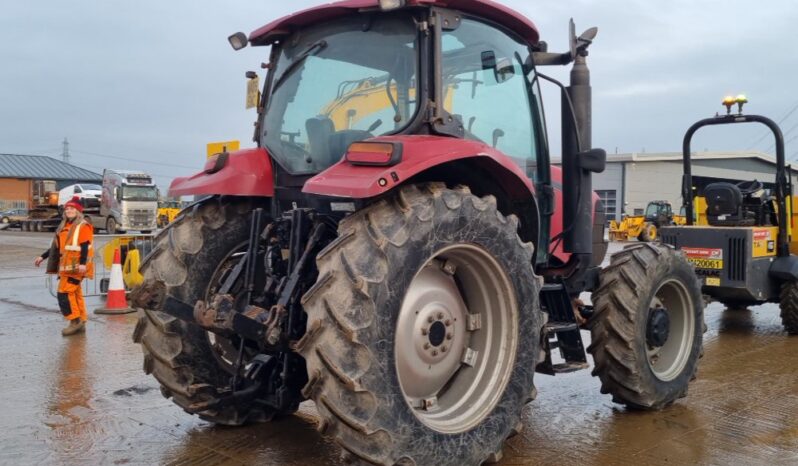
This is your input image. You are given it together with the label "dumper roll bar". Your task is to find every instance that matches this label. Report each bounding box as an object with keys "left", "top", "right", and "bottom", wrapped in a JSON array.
[{"left": 681, "top": 113, "right": 789, "bottom": 257}]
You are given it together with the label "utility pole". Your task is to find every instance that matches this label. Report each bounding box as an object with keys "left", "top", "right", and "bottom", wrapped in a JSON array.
[{"left": 62, "top": 137, "right": 70, "bottom": 164}]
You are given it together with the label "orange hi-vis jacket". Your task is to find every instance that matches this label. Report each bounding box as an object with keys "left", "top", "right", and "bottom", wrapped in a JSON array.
[{"left": 56, "top": 220, "right": 94, "bottom": 280}]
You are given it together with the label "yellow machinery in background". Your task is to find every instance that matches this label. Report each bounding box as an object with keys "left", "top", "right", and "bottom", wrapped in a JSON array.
[
  {"left": 157, "top": 201, "right": 184, "bottom": 228},
  {"left": 609, "top": 200, "right": 685, "bottom": 242},
  {"left": 660, "top": 96, "right": 798, "bottom": 333}
]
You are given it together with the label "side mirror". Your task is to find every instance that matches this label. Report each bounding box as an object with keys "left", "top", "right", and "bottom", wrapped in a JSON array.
[
  {"left": 577, "top": 148, "right": 606, "bottom": 173},
  {"left": 480, "top": 51, "right": 515, "bottom": 85}
]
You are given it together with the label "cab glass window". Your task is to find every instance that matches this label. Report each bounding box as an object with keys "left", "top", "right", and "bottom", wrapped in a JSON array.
[{"left": 441, "top": 19, "right": 540, "bottom": 177}]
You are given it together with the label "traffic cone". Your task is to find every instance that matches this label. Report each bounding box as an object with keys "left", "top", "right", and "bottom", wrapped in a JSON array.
[{"left": 95, "top": 247, "right": 134, "bottom": 315}]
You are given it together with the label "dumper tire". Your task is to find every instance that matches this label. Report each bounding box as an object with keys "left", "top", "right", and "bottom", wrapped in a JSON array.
[
  {"left": 589, "top": 242, "right": 704, "bottom": 409},
  {"left": 132, "top": 196, "right": 287, "bottom": 425},
  {"left": 779, "top": 281, "right": 798, "bottom": 334},
  {"left": 298, "top": 183, "right": 543, "bottom": 466}
]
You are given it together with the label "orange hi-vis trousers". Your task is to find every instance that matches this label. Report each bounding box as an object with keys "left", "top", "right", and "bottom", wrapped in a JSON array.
[{"left": 57, "top": 275, "right": 87, "bottom": 322}]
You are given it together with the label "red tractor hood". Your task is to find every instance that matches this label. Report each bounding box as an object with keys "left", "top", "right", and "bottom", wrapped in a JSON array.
[{"left": 249, "top": 0, "right": 539, "bottom": 46}]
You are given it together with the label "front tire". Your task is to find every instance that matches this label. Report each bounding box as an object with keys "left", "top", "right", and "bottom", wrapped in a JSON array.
[
  {"left": 299, "top": 183, "right": 542, "bottom": 465},
  {"left": 640, "top": 223, "right": 657, "bottom": 242},
  {"left": 106, "top": 217, "right": 117, "bottom": 235},
  {"left": 779, "top": 281, "right": 798, "bottom": 334},
  {"left": 589, "top": 243, "right": 704, "bottom": 409}
]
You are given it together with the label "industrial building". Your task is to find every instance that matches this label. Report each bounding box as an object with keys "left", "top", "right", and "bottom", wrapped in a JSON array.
[
  {"left": 0, "top": 153, "right": 101, "bottom": 210},
  {"left": 589, "top": 151, "right": 798, "bottom": 221}
]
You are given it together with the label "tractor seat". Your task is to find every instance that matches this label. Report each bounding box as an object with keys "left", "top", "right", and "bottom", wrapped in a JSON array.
[{"left": 704, "top": 182, "right": 756, "bottom": 226}]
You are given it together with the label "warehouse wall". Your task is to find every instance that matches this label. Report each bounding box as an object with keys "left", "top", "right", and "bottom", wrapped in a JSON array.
[
  {"left": 593, "top": 163, "right": 624, "bottom": 221},
  {"left": 623, "top": 158, "right": 796, "bottom": 214},
  {"left": 624, "top": 161, "right": 682, "bottom": 215},
  {"left": 0, "top": 178, "right": 31, "bottom": 209}
]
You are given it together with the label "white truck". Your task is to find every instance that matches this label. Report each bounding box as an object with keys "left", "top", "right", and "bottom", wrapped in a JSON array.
[{"left": 91, "top": 169, "right": 159, "bottom": 234}]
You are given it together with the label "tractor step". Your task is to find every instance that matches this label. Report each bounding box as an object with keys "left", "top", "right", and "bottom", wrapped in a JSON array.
[
  {"left": 551, "top": 361, "right": 590, "bottom": 373},
  {"left": 537, "top": 281, "right": 588, "bottom": 376},
  {"left": 544, "top": 321, "right": 579, "bottom": 333}
]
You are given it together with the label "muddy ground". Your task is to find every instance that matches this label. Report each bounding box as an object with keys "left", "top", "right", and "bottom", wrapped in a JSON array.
[{"left": 1, "top": 230, "right": 796, "bottom": 465}]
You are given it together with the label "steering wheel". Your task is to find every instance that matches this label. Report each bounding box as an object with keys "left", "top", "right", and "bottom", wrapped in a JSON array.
[{"left": 736, "top": 179, "right": 763, "bottom": 195}]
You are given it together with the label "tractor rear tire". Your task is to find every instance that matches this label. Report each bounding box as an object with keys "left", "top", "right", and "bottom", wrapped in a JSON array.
[
  {"left": 299, "top": 183, "right": 543, "bottom": 465},
  {"left": 640, "top": 223, "right": 657, "bottom": 242},
  {"left": 779, "top": 281, "right": 798, "bottom": 334},
  {"left": 132, "top": 196, "right": 288, "bottom": 425},
  {"left": 589, "top": 242, "right": 704, "bottom": 409}
]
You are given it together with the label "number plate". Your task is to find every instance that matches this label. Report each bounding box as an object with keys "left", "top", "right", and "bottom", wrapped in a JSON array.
[
  {"left": 687, "top": 257, "right": 723, "bottom": 269},
  {"left": 705, "top": 277, "right": 721, "bottom": 286}
]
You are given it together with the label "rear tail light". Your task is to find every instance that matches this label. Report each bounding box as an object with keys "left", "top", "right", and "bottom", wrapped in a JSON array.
[{"left": 345, "top": 142, "right": 402, "bottom": 166}]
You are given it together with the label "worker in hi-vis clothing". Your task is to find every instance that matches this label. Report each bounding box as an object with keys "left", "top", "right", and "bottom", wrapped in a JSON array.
[{"left": 35, "top": 196, "right": 94, "bottom": 336}]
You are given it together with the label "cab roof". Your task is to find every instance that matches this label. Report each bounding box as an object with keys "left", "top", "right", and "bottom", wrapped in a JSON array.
[{"left": 249, "top": 0, "right": 539, "bottom": 46}]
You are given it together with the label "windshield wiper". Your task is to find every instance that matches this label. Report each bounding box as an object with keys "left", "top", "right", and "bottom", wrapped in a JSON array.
[{"left": 271, "top": 40, "right": 328, "bottom": 94}]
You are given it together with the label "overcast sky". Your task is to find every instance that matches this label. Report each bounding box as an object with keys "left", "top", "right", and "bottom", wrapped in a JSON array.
[{"left": 2, "top": 0, "right": 797, "bottom": 189}]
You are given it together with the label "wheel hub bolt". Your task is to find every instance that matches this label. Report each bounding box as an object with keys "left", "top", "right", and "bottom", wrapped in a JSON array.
[
  {"left": 427, "top": 316, "right": 434, "bottom": 323},
  {"left": 441, "top": 346, "right": 447, "bottom": 352},
  {"left": 423, "top": 343, "right": 430, "bottom": 350},
  {"left": 437, "top": 312, "right": 444, "bottom": 320},
  {"left": 432, "top": 350, "right": 438, "bottom": 356},
  {"left": 446, "top": 333, "right": 453, "bottom": 340},
  {"left": 444, "top": 319, "right": 451, "bottom": 326},
  {"left": 421, "top": 328, "right": 428, "bottom": 336}
]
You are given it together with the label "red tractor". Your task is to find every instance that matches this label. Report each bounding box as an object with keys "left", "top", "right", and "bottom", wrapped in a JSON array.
[{"left": 133, "top": 1, "right": 704, "bottom": 464}]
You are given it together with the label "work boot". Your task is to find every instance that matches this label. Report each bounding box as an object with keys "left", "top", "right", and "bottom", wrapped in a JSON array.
[{"left": 62, "top": 319, "right": 86, "bottom": 336}]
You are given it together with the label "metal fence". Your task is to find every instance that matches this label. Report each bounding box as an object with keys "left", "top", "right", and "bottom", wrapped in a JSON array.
[
  {"left": 0, "top": 199, "right": 28, "bottom": 210},
  {"left": 47, "top": 233, "right": 156, "bottom": 298}
]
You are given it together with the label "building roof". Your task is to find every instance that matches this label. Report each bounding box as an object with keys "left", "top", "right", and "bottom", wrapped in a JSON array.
[
  {"left": 603, "top": 150, "right": 779, "bottom": 164},
  {"left": 554, "top": 151, "right": 798, "bottom": 172},
  {"left": 0, "top": 153, "right": 101, "bottom": 181}
]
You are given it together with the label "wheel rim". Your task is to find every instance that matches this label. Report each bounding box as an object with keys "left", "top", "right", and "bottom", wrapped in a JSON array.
[
  {"left": 648, "top": 225, "right": 657, "bottom": 240},
  {"left": 645, "top": 279, "right": 694, "bottom": 381},
  {"left": 395, "top": 244, "right": 518, "bottom": 433}
]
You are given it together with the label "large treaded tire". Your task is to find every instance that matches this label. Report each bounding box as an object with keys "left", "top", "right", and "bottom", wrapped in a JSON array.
[
  {"left": 132, "top": 196, "right": 283, "bottom": 425},
  {"left": 588, "top": 242, "right": 704, "bottom": 409},
  {"left": 298, "top": 183, "right": 542, "bottom": 465},
  {"left": 779, "top": 281, "right": 798, "bottom": 334}
]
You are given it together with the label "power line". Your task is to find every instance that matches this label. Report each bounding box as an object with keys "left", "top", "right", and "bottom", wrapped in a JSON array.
[
  {"left": 748, "top": 99, "right": 798, "bottom": 150},
  {"left": 71, "top": 149, "right": 200, "bottom": 170},
  {"left": 72, "top": 161, "right": 180, "bottom": 181}
]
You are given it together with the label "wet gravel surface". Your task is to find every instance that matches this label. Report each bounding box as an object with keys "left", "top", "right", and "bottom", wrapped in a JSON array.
[{"left": 1, "top": 231, "right": 797, "bottom": 465}]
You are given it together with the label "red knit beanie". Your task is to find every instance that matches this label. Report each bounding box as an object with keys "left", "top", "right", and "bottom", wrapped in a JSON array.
[{"left": 64, "top": 196, "right": 84, "bottom": 212}]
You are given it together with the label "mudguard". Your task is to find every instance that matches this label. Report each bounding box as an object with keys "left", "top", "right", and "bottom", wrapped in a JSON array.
[
  {"left": 168, "top": 148, "right": 274, "bottom": 198},
  {"left": 303, "top": 135, "right": 536, "bottom": 199}
]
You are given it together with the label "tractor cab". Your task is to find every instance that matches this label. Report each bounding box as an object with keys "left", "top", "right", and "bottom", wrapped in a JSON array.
[{"left": 644, "top": 200, "right": 674, "bottom": 226}]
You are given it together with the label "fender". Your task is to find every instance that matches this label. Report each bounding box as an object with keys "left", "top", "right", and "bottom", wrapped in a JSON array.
[
  {"left": 168, "top": 147, "right": 274, "bottom": 198},
  {"left": 303, "top": 135, "right": 536, "bottom": 199}
]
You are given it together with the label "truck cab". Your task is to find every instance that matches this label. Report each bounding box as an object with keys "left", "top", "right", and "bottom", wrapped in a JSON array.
[{"left": 99, "top": 169, "right": 159, "bottom": 233}]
